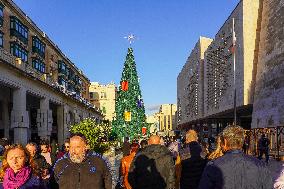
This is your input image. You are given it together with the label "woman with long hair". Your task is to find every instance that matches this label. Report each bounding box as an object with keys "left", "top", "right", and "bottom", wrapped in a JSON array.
[
  {"left": 208, "top": 135, "right": 224, "bottom": 160},
  {"left": 0, "top": 144, "right": 44, "bottom": 189}
]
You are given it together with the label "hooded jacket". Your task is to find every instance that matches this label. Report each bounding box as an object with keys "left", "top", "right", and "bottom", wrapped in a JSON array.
[{"left": 128, "top": 144, "right": 175, "bottom": 189}]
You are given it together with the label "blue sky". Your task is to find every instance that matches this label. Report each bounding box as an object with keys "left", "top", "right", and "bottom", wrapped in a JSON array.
[{"left": 14, "top": 0, "right": 239, "bottom": 114}]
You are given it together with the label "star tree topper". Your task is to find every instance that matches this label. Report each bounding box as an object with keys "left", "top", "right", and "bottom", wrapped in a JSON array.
[{"left": 124, "top": 34, "right": 137, "bottom": 45}]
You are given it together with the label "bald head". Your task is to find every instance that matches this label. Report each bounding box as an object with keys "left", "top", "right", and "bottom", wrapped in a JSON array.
[
  {"left": 186, "top": 130, "right": 198, "bottom": 143},
  {"left": 148, "top": 135, "right": 161, "bottom": 145}
]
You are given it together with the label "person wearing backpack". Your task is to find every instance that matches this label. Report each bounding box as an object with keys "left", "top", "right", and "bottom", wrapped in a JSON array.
[
  {"left": 258, "top": 134, "right": 270, "bottom": 163},
  {"left": 128, "top": 135, "right": 175, "bottom": 189}
]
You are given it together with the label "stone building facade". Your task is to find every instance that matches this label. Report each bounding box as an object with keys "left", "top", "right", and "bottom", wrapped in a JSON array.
[
  {"left": 89, "top": 82, "right": 116, "bottom": 121},
  {"left": 252, "top": 0, "right": 284, "bottom": 128},
  {"left": 204, "top": 0, "right": 260, "bottom": 118},
  {"left": 158, "top": 104, "right": 177, "bottom": 132},
  {"left": 177, "top": 37, "right": 212, "bottom": 125},
  {"left": 177, "top": 0, "right": 260, "bottom": 134},
  {"left": 0, "top": 0, "right": 102, "bottom": 145}
]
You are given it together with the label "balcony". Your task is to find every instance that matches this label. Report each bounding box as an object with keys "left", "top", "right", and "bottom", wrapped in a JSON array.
[
  {"left": 10, "top": 29, "right": 28, "bottom": 45},
  {"left": 0, "top": 48, "right": 99, "bottom": 113},
  {"left": 0, "top": 48, "right": 16, "bottom": 66}
]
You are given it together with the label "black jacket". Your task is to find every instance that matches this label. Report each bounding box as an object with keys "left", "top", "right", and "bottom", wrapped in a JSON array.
[
  {"left": 52, "top": 152, "right": 112, "bottom": 189},
  {"left": 180, "top": 142, "right": 207, "bottom": 189},
  {"left": 198, "top": 150, "right": 273, "bottom": 189},
  {"left": 128, "top": 144, "right": 175, "bottom": 189}
]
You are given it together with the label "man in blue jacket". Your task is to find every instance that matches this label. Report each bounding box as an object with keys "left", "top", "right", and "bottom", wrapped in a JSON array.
[{"left": 199, "top": 125, "right": 273, "bottom": 189}]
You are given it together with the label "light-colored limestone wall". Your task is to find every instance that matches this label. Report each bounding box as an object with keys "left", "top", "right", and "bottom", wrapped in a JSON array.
[
  {"left": 204, "top": 1, "right": 259, "bottom": 117},
  {"left": 243, "top": 0, "right": 260, "bottom": 105},
  {"left": 177, "top": 37, "right": 212, "bottom": 125},
  {"left": 1, "top": 0, "right": 90, "bottom": 101},
  {"left": 177, "top": 64, "right": 189, "bottom": 125},
  {"left": 89, "top": 82, "right": 116, "bottom": 121},
  {"left": 252, "top": 0, "right": 284, "bottom": 128},
  {"left": 199, "top": 37, "right": 213, "bottom": 118},
  {"left": 159, "top": 104, "right": 177, "bottom": 131}
]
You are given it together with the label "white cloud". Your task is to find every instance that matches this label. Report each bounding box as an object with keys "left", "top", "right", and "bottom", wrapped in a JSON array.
[{"left": 145, "top": 104, "right": 160, "bottom": 112}]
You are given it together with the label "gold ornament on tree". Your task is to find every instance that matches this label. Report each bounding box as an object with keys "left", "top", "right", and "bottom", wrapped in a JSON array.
[{"left": 124, "top": 111, "right": 131, "bottom": 122}]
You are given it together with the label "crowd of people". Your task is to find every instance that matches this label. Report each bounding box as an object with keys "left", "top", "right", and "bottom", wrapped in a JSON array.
[
  {"left": 0, "top": 133, "right": 112, "bottom": 189},
  {"left": 0, "top": 125, "right": 282, "bottom": 189},
  {"left": 118, "top": 125, "right": 283, "bottom": 189}
]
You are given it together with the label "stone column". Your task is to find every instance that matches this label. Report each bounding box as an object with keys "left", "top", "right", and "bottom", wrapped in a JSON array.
[
  {"left": 57, "top": 105, "right": 70, "bottom": 145},
  {"left": 74, "top": 109, "right": 80, "bottom": 124},
  {"left": 3, "top": 101, "right": 10, "bottom": 138},
  {"left": 37, "top": 98, "right": 53, "bottom": 141},
  {"left": 83, "top": 111, "right": 88, "bottom": 119},
  {"left": 57, "top": 105, "right": 64, "bottom": 145},
  {"left": 11, "top": 87, "right": 29, "bottom": 145}
]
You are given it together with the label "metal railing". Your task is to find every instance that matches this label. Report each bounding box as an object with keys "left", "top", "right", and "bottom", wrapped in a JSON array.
[{"left": 244, "top": 126, "right": 284, "bottom": 160}]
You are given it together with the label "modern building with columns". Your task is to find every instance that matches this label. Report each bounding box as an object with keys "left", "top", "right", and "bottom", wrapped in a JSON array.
[
  {"left": 177, "top": 0, "right": 260, "bottom": 139},
  {"left": 0, "top": 0, "right": 102, "bottom": 145}
]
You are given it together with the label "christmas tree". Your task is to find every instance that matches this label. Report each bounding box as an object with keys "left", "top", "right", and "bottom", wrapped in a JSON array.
[{"left": 112, "top": 47, "right": 148, "bottom": 141}]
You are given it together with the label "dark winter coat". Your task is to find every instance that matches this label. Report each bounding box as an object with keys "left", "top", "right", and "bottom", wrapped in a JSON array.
[
  {"left": 52, "top": 152, "right": 112, "bottom": 189},
  {"left": 179, "top": 142, "right": 207, "bottom": 160},
  {"left": 198, "top": 150, "right": 273, "bottom": 189},
  {"left": 180, "top": 142, "right": 207, "bottom": 189},
  {"left": 258, "top": 136, "right": 270, "bottom": 151},
  {"left": 128, "top": 144, "right": 176, "bottom": 189},
  {"left": 0, "top": 175, "right": 45, "bottom": 189}
]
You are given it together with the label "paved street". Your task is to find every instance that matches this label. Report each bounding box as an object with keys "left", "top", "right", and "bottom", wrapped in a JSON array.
[{"left": 267, "top": 159, "right": 283, "bottom": 181}]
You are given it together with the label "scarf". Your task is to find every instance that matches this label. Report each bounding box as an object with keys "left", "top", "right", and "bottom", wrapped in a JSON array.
[{"left": 3, "top": 166, "right": 32, "bottom": 189}]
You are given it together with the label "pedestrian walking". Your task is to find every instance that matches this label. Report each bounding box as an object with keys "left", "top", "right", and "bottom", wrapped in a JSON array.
[
  {"left": 0, "top": 144, "right": 45, "bottom": 188},
  {"left": 40, "top": 141, "right": 53, "bottom": 166},
  {"left": 26, "top": 142, "right": 50, "bottom": 186},
  {"left": 121, "top": 142, "right": 139, "bottom": 189},
  {"left": 168, "top": 137, "right": 180, "bottom": 162},
  {"left": 52, "top": 133, "right": 112, "bottom": 189},
  {"left": 179, "top": 130, "right": 207, "bottom": 160},
  {"left": 198, "top": 125, "right": 273, "bottom": 189},
  {"left": 139, "top": 139, "right": 148, "bottom": 150},
  {"left": 258, "top": 134, "right": 270, "bottom": 163},
  {"left": 180, "top": 141, "right": 207, "bottom": 189},
  {"left": 242, "top": 135, "right": 250, "bottom": 155},
  {"left": 122, "top": 137, "right": 131, "bottom": 157},
  {"left": 56, "top": 139, "right": 70, "bottom": 159},
  {"left": 128, "top": 135, "right": 175, "bottom": 189}
]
